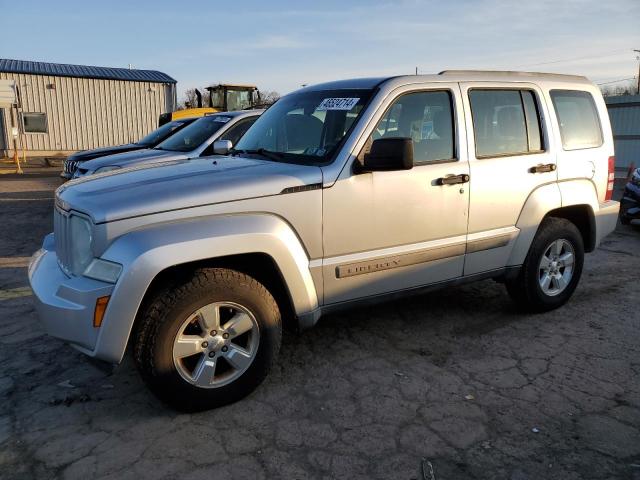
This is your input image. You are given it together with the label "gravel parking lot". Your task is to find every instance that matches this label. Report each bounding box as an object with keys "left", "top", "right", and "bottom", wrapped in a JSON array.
[{"left": 1, "top": 171, "right": 639, "bottom": 480}]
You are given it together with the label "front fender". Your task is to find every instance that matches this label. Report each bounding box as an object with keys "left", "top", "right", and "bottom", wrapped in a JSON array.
[{"left": 94, "top": 214, "right": 318, "bottom": 363}]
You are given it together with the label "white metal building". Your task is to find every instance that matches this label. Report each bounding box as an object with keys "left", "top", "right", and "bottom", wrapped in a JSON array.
[
  {"left": 606, "top": 94, "right": 640, "bottom": 173},
  {"left": 0, "top": 59, "right": 177, "bottom": 159}
]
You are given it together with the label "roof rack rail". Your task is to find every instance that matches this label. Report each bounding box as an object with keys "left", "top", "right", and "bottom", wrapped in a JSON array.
[{"left": 438, "top": 70, "right": 588, "bottom": 81}]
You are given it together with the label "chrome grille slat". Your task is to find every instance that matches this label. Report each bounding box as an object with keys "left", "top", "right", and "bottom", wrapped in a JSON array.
[
  {"left": 54, "top": 207, "right": 71, "bottom": 275},
  {"left": 63, "top": 160, "right": 79, "bottom": 174}
]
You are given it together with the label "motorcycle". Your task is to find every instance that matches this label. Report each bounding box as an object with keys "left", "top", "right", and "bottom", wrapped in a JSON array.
[{"left": 620, "top": 167, "right": 640, "bottom": 225}]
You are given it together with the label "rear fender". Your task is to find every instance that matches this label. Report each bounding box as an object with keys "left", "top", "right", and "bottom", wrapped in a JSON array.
[{"left": 507, "top": 183, "right": 561, "bottom": 266}]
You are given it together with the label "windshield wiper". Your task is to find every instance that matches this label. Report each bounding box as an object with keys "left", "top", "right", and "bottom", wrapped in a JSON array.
[{"left": 232, "top": 148, "right": 285, "bottom": 162}]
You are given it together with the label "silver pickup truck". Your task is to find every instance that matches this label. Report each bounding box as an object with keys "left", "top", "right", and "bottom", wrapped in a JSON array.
[{"left": 29, "top": 71, "right": 619, "bottom": 411}]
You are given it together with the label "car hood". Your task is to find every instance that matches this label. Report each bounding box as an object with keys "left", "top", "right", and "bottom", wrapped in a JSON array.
[
  {"left": 78, "top": 149, "right": 184, "bottom": 172},
  {"left": 57, "top": 156, "right": 323, "bottom": 223},
  {"left": 68, "top": 143, "right": 142, "bottom": 162}
]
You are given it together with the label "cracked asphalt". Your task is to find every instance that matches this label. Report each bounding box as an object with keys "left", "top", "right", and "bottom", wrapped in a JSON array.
[{"left": 1, "top": 171, "right": 639, "bottom": 480}]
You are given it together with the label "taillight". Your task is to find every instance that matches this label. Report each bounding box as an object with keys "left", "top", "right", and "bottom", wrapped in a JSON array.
[{"left": 605, "top": 156, "right": 615, "bottom": 201}]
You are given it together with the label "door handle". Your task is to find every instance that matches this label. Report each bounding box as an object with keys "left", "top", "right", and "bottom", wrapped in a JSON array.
[
  {"left": 436, "top": 174, "right": 470, "bottom": 185},
  {"left": 529, "top": 163, "right": 556, "bottom": 174}
]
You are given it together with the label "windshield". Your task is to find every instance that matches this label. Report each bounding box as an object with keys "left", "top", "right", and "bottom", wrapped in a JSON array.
[
  {"left": 234, "top": 88, "right": 373, "bottom": 164},
  {"left": 226, "top": 90, "right": 252, "bottom": 110},
  {"left": 136, "top": 120, "right": 191, "bottom": 147},
  {"left": 155, "top": 115, "right": 231, "bottom": 152}
]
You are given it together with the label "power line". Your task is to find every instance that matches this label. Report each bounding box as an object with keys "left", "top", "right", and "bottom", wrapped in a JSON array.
[
  {"left": 596, "top": 77, "right": 635, "bottom": 86},
  {"left": 514, "top": 49, "right": 631, "bottom": 68}
]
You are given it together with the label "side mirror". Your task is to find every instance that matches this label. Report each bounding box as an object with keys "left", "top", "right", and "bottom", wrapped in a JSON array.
[
  {"left": 213, "top": 139, "right": 233, "bottom": 155},
  {"left": 358, "top": 138, "right": 414, "bottom": 172}
]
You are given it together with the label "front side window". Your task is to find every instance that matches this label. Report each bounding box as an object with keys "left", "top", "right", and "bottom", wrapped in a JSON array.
[
  {"left": 235, "top": 88, "right": 373, "bottom": 165},
  {"left": 550, "top": 90, "right": 603, "bottom": 150},
  {"left": 469, "top": 89, "right": 544, "bottom": 157},
  {"left": 371, "top": 90, "right": 455, "bottom": 163},
  {"left": 156, "top": 116, "right": 230, "bottom": 152},
  {"left": 22, "top": 112, "right": 47, "bottom": 133}
]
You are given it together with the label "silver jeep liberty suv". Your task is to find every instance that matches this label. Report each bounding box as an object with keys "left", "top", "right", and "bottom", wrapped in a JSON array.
[{"left": 30, "top": 71, "right": 620, "bottom": 411}]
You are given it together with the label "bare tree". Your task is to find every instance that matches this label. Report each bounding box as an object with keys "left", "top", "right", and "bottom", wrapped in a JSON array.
[
  {"left": 179, "top": 87, "right": 207, "bottom": 109},
  {"left": 260, "top": 90, "right": 280, "bottom": 106},
  {"left": 179, "top": 87, "right": 281, "bottom": 109},
  {"left": 600, "top": 79, "right": 639, "bottom": 97}
]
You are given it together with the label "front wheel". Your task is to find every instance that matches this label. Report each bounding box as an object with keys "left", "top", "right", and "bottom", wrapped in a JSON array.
[
  {"left": 506, "top": 217, "right": 584, "bottom": 312},
  {"left": 134, "top": 268, "right": 281, "bottom": 412}
]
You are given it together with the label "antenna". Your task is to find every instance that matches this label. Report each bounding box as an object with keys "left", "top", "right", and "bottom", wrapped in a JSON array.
[{"left": 634, "top": 49, "right": 640, "bottom": 94}]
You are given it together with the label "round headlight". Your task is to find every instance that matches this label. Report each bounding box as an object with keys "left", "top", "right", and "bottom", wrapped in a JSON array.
[
  {"left": 69, "top": 215, "right": 93, "bottom": 275},
  {"left": 95, "top": 165, "right": 121, "bottom": 174}
]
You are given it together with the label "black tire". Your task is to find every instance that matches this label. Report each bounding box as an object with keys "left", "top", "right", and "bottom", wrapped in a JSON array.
[
  {"left": 134, "top": 268, "right": 281, "bottom": 412},
  {"left": 619, "top": 214, "right": 630, "bottom": 226},
  {"left": 506, "top": 217, "right": 584, "bottom": 313}
]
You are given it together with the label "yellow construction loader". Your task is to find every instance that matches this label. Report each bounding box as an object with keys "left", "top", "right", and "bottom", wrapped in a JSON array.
[{"left": 159, "top": 84, "right": 261, "bottom": 126}]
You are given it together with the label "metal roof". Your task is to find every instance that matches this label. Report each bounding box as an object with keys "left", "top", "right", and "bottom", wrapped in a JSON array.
[{"left": 0, "top": 59, "right": 176, "bottom": 84}]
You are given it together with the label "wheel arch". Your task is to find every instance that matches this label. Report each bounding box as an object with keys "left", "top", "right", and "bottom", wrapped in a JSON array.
[
  {"left": 93, "top": 214, "right": 318, "bottom": 364},
  {"left": 508, "top": 181, "right": 599, "bottom": 266},
  {"left": 138, "top": 252, "right": 297, "bottom": 334},
  {"left": 544, "top": 204, "right": 596, "bottom": 252}
]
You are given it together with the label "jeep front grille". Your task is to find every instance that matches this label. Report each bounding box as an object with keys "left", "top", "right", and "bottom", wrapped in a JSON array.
[
  {"left": 54, "top": 207, "right": 72, "bottom": 275},
  {"left": 63, "top": 159, "right": 80, "bottom": 175}
]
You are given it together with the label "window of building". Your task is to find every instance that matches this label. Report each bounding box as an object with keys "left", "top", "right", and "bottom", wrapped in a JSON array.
[
  {"left": 469, "top": 90, "right": 544, "bottom": 158},
  {"left": 371, "top": 90, "right": 455, "bottom": 163},
  {"left": 550, "top": 90, "right": 603, "bottom": 150},
  {"left": 22, "top": 112, "right": 48, "bottom": 133}
]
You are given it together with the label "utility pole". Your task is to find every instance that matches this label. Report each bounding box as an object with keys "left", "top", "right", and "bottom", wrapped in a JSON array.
[{"left": 634, "top": 49, "right": 640, "bottom": 95}]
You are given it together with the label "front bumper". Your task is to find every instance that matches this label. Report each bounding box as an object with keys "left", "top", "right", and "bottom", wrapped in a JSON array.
[{"left": 28, "top": 234, "right": 114, "bottom": 358}]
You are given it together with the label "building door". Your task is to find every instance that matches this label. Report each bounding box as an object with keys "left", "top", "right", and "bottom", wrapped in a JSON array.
[{"left": 0, "top": 109, "right": 6, "bottom": 151}]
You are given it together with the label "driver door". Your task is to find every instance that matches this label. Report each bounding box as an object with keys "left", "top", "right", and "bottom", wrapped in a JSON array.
[{"left": 321, "top": 84, "right": 470, "bottom": 304}]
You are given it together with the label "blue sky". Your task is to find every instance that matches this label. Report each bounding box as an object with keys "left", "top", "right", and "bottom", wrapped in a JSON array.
[{"left": 2, "top": 0, "right": 639, "bottom": 99}]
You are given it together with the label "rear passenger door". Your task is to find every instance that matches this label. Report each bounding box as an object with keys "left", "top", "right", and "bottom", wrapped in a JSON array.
[{"left": 460, "top": 83, "right": 558, "bottom": 275}]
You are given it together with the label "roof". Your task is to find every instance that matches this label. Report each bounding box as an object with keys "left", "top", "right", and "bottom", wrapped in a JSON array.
[
  {"left": 438, "top": 70, "right": 588, "bottom": 82},
  {"left": 605, "top": 94, "right": 640, "bottom": 106},
  {"left": 198, "top": 109, "right": 265, "bottom": 119},
  {"left": 301, "top": 71, "right": 593, "bottom": 94},
  {"left": 0, "top": 59, "right": 176, "bottom": 84},
  {"left": 205, "top": 84, "right": 258, "bottom": 91},
  {"left": 303, "top": 77, "right": 391, "bottom": 92}
]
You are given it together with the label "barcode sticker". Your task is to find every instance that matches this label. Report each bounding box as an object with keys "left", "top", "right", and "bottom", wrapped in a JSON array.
[{"left": 316, "top": 98, "right": 360, "bottom": 111}]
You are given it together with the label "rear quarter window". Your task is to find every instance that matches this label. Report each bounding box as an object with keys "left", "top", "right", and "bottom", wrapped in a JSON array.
[{"left": 550, "top": 90, "right": 603, "bottom": 150}]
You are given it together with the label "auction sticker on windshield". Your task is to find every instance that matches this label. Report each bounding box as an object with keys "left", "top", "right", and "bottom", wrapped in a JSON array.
[
  {"left": 213, "top": 117, "right": 231, "bottom": 123},
  {"left": 316, "top": 98, "right": 360, "bottom": 111}
]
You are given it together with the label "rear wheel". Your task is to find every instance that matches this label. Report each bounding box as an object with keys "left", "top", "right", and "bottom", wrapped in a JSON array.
[
  {"left": 506, "top": 217, "right": 584, "bottom": 312},
  {"left": 134, "top": 268, "right": 281, "bottom": 412}
]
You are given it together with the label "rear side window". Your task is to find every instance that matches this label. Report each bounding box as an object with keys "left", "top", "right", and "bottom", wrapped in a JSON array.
[
  {"left": 469, "top": 90, "right": 544, "bottom": 158},
  {"left": 550, "top": 90, "right": 603, "bottom": 150}
]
